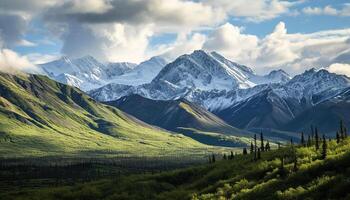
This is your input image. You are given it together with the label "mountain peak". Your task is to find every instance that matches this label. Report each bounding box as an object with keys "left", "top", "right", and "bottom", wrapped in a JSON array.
[{"left": 153, "top": 49, "right": 256, "bottom": 91}]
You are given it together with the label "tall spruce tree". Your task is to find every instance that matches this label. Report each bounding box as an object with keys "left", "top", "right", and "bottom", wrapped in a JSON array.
[
  {"left": 307, "top": 135, "right": 311, "bottom": 147},
  {"left": 257, "top": 148, "right": 261, "bottom": 160},
  {"left": 336, "top": 131, "right": 340, "bottom": 143},
  {"left": 212, "top": 154, "right": 216, "bottom": 163},
  {"left": 265, "top": 141, "right": 270, "bottom": 151},
  {"left": 311, "top": 125, "right": 315, "bottom": 141},
  {"left": 345, "top": 127, "right": 348, "bottom": 138},
  {"left": 301, "top": 132, "right": 305, "bottom": 146},
  {"left": 223, "top": 154, "right": 227, "bottom": 160},
  {"left": 230, "top": 151, "right": 234, "bottom": 160},
  {"left": 293, "top": 155, "right": 298, "bottom": 172},
  {"left": 340, "top": 120, "right": 345, "bottom": 140},
  {"left": 250, "top": 141, "right": 254, "bottom": 154},
  {"left": 254, "top": 134, "right": 257, "bottom": 160},
  {"left": 315, "top": 127, "right": 319, "bottom": 150},
  {"left": 321, "top": 134, "right": 327, "bottom": 159},
  {"left": 260, "top": 131, "right": 264, "bottom": 152}
]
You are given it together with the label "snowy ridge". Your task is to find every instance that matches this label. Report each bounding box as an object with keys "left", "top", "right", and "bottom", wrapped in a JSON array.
[{"left": 39, "top": 55, "right": 167, "bottom": 91}]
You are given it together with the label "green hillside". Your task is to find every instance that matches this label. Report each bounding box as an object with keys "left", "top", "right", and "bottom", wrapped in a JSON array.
[
  {"left": 0, "top": 72, "right": 209, "bottom": 157},
  {"left": 107, "top": 94, "right": 252, "bottom": 147},
  {"left": 4, "top": 133, "right": 349, "bottom": 200}
]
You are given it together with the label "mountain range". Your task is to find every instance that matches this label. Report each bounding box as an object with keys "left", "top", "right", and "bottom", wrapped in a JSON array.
[
  {"left": 37, "top": 50, "right": 350, "bottom": 138},
  {"left": 38, "top": 55, "right": 167, "bottom": 91}
]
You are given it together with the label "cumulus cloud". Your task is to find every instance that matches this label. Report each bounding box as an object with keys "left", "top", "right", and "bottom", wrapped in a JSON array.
[
  {"left": 203, "top": 23, "right": 258, "bottom": 62},
  {"left": 328, "top": 63, "right": 350, "bottom": 77},
  {"left": 202, "top": 21, "right": 350, "bottom": 74},
  {"left": 158, "top": 32, "right": 207, "bottom": 60},
  {"left": 302, "top": 4, "right": 350, "bottom": 16},
  {"left": 0, "top": 49, "right": 37, "bottom": 73}
]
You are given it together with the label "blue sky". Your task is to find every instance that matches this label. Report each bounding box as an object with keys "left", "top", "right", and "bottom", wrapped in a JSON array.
[{"left": 0, "top": 0, "right": 350, "bottom": 75}]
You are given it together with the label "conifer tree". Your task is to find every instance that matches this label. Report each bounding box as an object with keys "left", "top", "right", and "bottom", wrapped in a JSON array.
[
  {"left": 257, "top": 148, "right": 261, "bottom": 160},
  {"left": 290, "top": 138, "right": 293, "bottom": 146},
  {"left": 345, "top": 127, "right": 348, "bottom": 138},
  {"left": 260, "top": 131, "right": 264, "bottom": 152},
  {"left": 250, "top": 141, "right": 254, "bottom": 154},
  {"left": 223, "top": 154, "right": 227, "bottom": 160},
  {"left": 340, "top": 120, "right": 345, "bottom": 139},
  {"left": 311, "top": 125, "right": 315, "bottom": 141},
  {"left": 336, "top": 131, "right": 340, "bottom": 143},
  {"left": 254, "top": 134, "right": 257, "bottom": 160},
  {"left": 209, "top": 155, "right": 212, "bottom": 163},
  {"left": 315, "top": 127, "right": 319, "bottom": 150},
  {"left": 243, "top": 148, "right": 247, "bottom": 155},
  {"left": 293, "top": 155, "right": 298, "bottom": 172},
  {"left": 279, "top": 156, "right": 287, "bottom": 177},
  {"left": 322, "top": 134, "right": 327, "bottom": 159},
  {"left": 212, "top": 154, "right": 216, "bottom": 163},
  {"left": 301, "top": 132, "right": 305, "bottom": 146},
  {"left": 307, "top": 135, "right": 311, "bottom": 147},
  {"left": 230, "top": 151, "right": 234, "bottom": 160},
  {"left": 265, "top": 141, "right": 270, "bottom": 151}
]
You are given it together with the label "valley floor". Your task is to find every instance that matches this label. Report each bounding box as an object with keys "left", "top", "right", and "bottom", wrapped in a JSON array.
[{"left": 1, "top": 137, "right": 350, "bottom": 200}]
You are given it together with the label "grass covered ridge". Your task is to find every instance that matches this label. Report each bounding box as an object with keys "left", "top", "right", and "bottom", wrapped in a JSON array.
[{"left": 0, "top": 73, "right": 210, "bottom": 157}]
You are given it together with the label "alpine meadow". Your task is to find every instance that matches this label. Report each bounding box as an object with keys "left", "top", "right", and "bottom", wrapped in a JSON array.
[{"left": 1, "top": 0, "right": 350, "bottom": 199}]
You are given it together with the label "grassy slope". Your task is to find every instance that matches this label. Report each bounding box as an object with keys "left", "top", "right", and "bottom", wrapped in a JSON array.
[
  {"left": 4, "top": 137, "right": 350, "bottom": 200},
  {"left": 0, "top": 73, "right": 209, "bottom": 157},
  {"left": 106, "top": 95, "right": 252, "bottom": 147}
]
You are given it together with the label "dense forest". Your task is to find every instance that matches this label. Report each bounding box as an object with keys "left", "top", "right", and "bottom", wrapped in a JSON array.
[{"left": 1, "top": 122, "right": 349, "bottom": 200}]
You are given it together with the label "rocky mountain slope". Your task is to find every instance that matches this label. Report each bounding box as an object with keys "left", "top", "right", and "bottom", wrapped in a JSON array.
[{"left": 106, "top": 94, "right": 254, "bottom": 147}]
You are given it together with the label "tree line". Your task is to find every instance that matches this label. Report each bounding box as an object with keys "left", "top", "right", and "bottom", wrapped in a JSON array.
[{"left": 209, "top": 120, "right": 348, "bottom": 169}]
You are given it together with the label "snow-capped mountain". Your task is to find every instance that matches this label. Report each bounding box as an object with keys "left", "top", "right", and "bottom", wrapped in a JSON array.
[
  {"left": 39, "top": 55, "right": 108, "bottom": 90},
  {"left": 89, "top": 50, "right": 291, "bottom": 102},
  {"left": 152, "top": 50, "right": 256, "bottom": 91},
  {"left": 39, "top": 55, "right": 167, "bottom": 91},
  {"left": 213, "top": 69, "right": 350, "bottom": 132},
  {"left": 109, "top": 56, "right": 167, "bottom": 86}
]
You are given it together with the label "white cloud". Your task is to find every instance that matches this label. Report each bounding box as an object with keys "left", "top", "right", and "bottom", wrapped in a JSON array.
[
  {"left": 328, "top": 63, "right": 350, "bottom": 77},
  {"left": 158, "top": 32, "right": 207, "bottom": 60},
  {"left": 203, "top": 23, "right": 258, "bottom": 63},
  {"left": 200, "top": 21, "right": 350, "bottom": 74},
  {"left": 0, "top": 48, "right": 37, "bottom": 73},
  {"left": 205, "top": 0, "right": 298, "bottom": 22},
  {"left": 91, "top": 23, "right": 154, "bottom": 63},
  {"left": 303, "top": 4, "right": 350, "bottom": 16}
]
